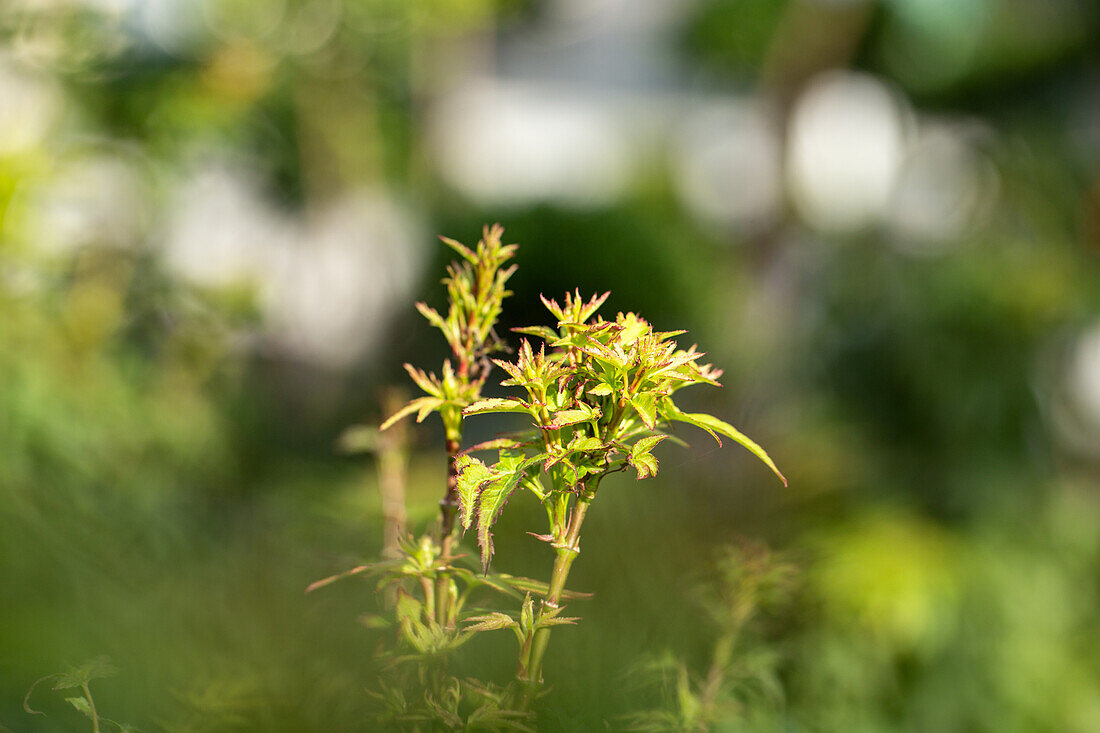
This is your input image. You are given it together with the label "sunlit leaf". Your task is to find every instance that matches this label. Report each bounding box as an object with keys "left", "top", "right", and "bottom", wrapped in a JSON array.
[
  {"left": 476, "top": 469, "right": 525, "bottom": 572},
  {"left": 629, "top": 393, "right": 657, "bottom": 429},
  {"left": 455, "top": 455, "right": 495, "bottom": 531},
  {"left": 463, "top": 398, "right": 530, "bottom": 416},
  {"left": 540, "top": 404, "right": 601, "bottom": 429},
  {"left": 380, "top": 396, "right": 443, "bottom": 431},
  {"left": 439, "top": 235, "right": 478, "bottom": 264},
  {"left": 512, "top": 325, "right": 558, "bottom": 342},
  {"left": 662, "top": 402, "right": 786, "bottom": 485}
]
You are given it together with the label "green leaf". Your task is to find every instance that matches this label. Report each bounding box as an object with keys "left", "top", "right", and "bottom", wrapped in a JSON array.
[
  {"left": 395, "top": 588, "right": 422, "bottom": 626},
  {"left": 415, "top": 301, "right": 447, "bottom": 330},
  {"left": 462, "top": 437, "right": 523, "bottom": 453},
  {"left": 380, "top": 396, "right": 444, "bottom": 431},
  {"left": 663, "top": 403, "right": 786, "bottom": 485},
  {"left": 51, "top": 673, "right": 82, "bottom": 690},
  {"left": 463, "top": 398, "right": 530, "bottom": 416},
  {"left": 512, "top": 325, "right": 559, "bottom": 342},
  {"left": 439, "top": 235, "right": 478, "bottom": 264},
  {"left": 629, "top": 393, "right": 657, "bottom": 429},
  {"left": 455, "top": 455, "right": 495, "bottom": 531},
  {"left": 305, "top": 562, "right": 380, "bottom": 593},
  {"left": 67, "top": 696, "right": 93, "bottom": 718},
  {"left": 587, "top": 383, "right": 614, "bottom": 396},
  {"left": 632, "top": 435, "right": 666, "bottom": 456},
  {"left": 628, "top": 435, "right": 665, "bottom": 481},
  {"left": 628, "top": 450, "right": 659, "bottom": 480},
  {"left": 541, "top": 404, "right": 601, "bottom": 429},
  {"left": 402, "top": 363, "right": 443, "bottom": 397},
  {"left": 569, "top": 436, "right": 604, "bottom": 452},
  {"left": 50, "top": 657, "right": 118, "bottom": 691},
  {"left": 536, "top": 615, "right": 581, "bottom": 628},
  {"left": 476, "top": 469, "right": 525, "bottom": 573},
  {"left": 495, "top": 575, "right": 593, "bottom": 600},
  {"left": 464, "top": 612, "right": 518, "bottom": 632}
]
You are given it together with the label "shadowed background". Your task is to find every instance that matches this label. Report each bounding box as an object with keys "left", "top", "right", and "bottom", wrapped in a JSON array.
[{"left": 2, "top": 0, "right": 1100, "bottom": 730}]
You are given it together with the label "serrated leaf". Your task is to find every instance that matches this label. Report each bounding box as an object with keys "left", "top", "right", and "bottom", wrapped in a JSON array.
[
  {"left": 629, "top": 435, "right": 666, "bottom": 480},
  {"left": 476, "top": 470, "right": 525, "bottom": 573},
  {"left": 67, "top": 696, "right": 93, "bottom": 718},
  {"left": 587, "top": 383, "right": 614, "bottom": 396},
  {"left": 540, "top": 404, "right": 601, "bottom": 429},
  {"left": 464, "top": 612, "right": 518, "bottom": 632},
  {"left": 633, "top": 435, "right": 667, "bottom": 455},
  {"left": 536, "top": 616, "right": 581, "bottom": 628},
  {"left": 455, "top": 455, "right": 495, "bottom": 531},
  {"left": 463, "top": 398, "right": 530, "bottom": 416},
  {"left": 511, "top": 325, "right": 559, "bottom": 342},
  {"left": 628, "top": 451, "right": 659, "bottom": 480},
  {"left": 663, "top": 403, "right": 786, "bottom": 485},
  {"left": 629, "top": 393, "right": 657, "bottom": 429},
  {"left": 462, "top": 437, "right": 523, "bottom": 454},
  {"left": 497, "top": 575, "right": 593, "bottom": 601},
  {"left": 569, "top": 436, "right": 604, "bottom": 452}
]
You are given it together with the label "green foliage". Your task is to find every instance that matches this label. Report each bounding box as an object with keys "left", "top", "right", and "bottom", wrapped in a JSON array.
[
  {"left": 458, "top": 291, "right": 785, "bottom": 570},
  {"left": 623, "top": 545, "right": 795, "bottom": 733},
  {"left": 383, "top": 224, "right": 517, "bottom": 440},
  {"left": 323, "top": 227, "right": 785, "bottom": 727},
  {"left": 24, "top": 656, "right": 135, "bottom": 733}
]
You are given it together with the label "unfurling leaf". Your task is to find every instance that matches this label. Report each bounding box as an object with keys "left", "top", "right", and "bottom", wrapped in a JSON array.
[{"left": 629, "top": 435, "right": 666, "bottom": 480}]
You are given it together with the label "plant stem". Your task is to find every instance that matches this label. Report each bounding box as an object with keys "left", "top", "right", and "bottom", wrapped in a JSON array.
[
  {"left": 518, "top": 495, "right": 591, "bottom": 692},
  {"left": 436, "top": 435, "right": 461, "bottom": 626},
  {"left": 81, "top": 683, "right": 100, "bottom": 733}
]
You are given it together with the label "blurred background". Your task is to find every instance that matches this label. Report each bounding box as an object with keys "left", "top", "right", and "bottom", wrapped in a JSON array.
[{"left": 2, "top": 0, "right": 1100, "bottom": 730}]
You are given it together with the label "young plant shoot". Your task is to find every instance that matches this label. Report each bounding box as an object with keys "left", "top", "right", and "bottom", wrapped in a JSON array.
[
  {"left": 324, "top": 225, "right": 784, "bottom": 727},
  {"left": 455, "top": 290, "right": 786, "bottom": 693}
]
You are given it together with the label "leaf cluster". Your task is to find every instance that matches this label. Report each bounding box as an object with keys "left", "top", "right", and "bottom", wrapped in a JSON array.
[
  {"left": 457, "top": 292, "right": 786, "bottom": 570},
  {"left": 382, "top": 224, "right": 518, "bottom": 438},
  {"left": 307, "top": 534, "right": 588, "bottom": 658}
]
